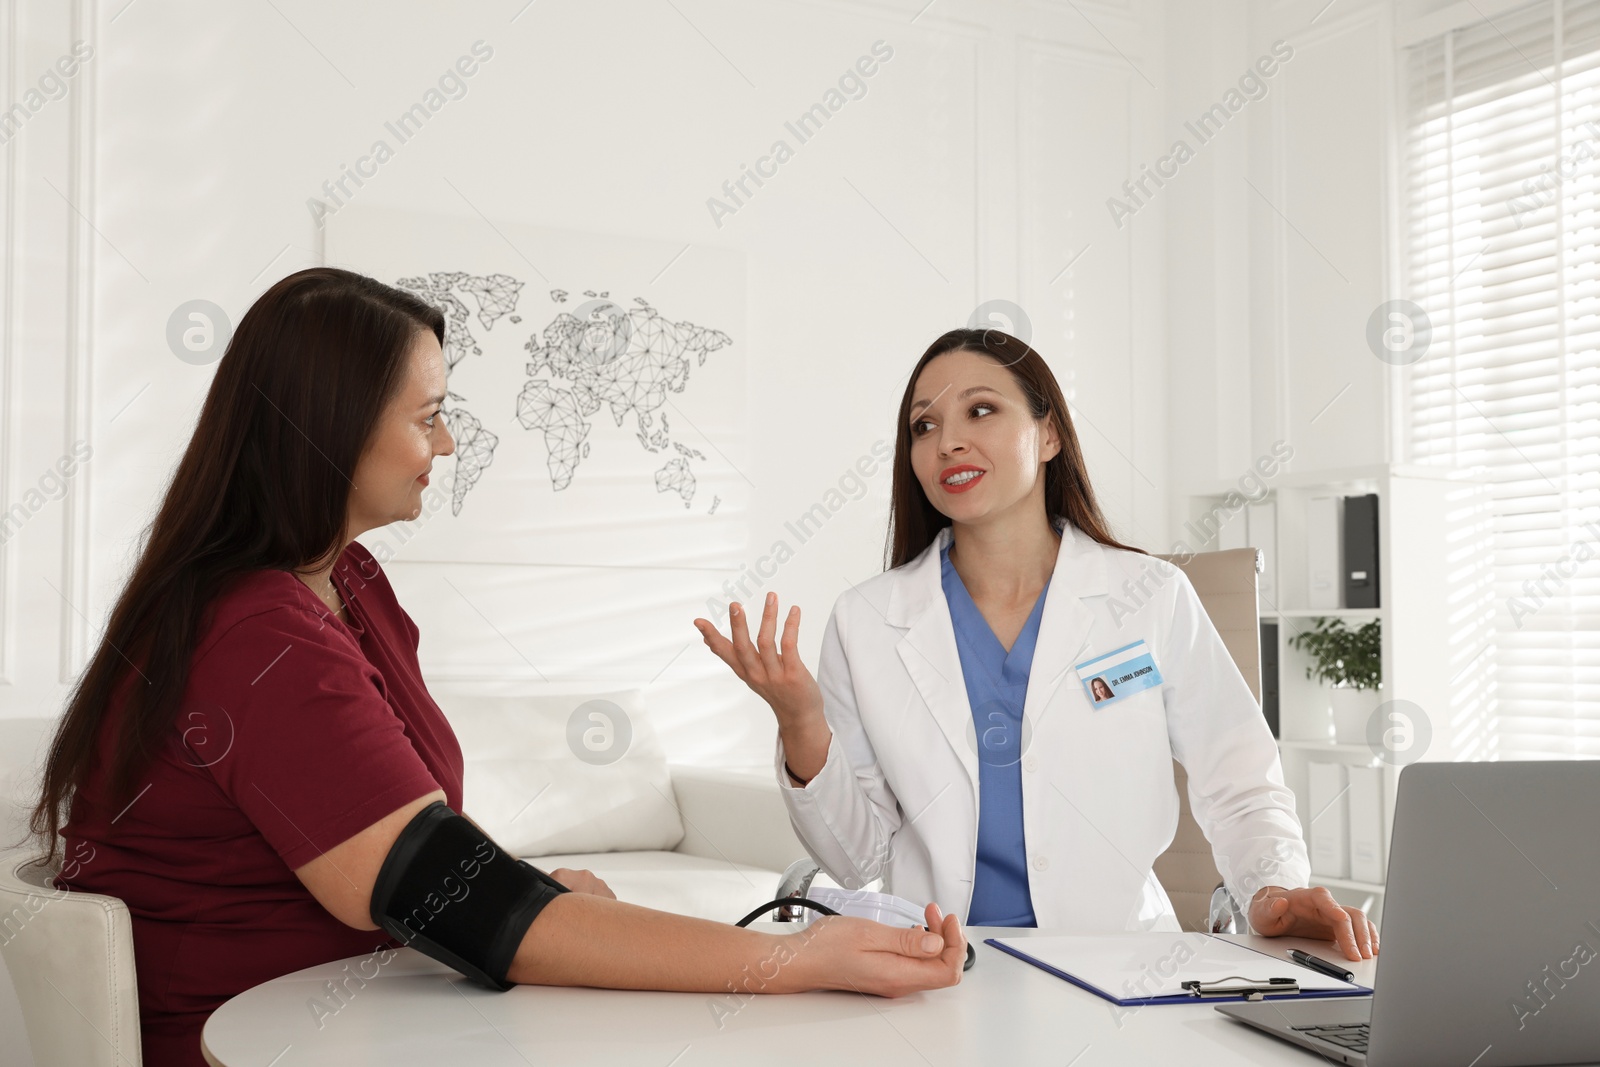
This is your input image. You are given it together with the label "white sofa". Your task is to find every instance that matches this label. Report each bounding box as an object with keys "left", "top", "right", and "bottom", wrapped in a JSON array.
[
  {"left": 437, "top": 686, "right": 808, "bottom": 923},
  {"left": 527, "top": 763, "right": 805, "bottom": 921},
  {"left": 0, "top": 689, "right": 812, "bottom": 930}
]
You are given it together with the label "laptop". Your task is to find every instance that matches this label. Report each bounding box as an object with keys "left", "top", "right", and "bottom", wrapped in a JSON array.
[{"left": 1217, "top": 760, "right": 1600, "bottom": 1067}]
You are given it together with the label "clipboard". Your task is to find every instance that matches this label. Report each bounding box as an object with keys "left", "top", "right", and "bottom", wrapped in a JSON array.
[{"left": 984, "top": 932, "right": 1372, "bottom": 1006}]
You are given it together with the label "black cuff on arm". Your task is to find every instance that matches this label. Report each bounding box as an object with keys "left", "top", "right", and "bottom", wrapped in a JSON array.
[{"left": 368, "top": 801, "right": 570, "bottom": 991}]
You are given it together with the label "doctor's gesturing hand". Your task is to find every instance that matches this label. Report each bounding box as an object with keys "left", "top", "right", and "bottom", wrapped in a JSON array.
[{"left": 693, "top": 592, "right": 833, "bottom": 786}]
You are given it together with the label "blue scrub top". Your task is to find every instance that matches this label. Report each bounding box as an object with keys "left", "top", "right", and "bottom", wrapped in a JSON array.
[{"left": 940, "top": 541, "right": 1050, "bottom": 927}]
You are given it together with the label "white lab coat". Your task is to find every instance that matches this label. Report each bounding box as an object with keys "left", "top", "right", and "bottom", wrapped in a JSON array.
[{"left": 776, "top": 522, "right": 1311, "bottom": 931}]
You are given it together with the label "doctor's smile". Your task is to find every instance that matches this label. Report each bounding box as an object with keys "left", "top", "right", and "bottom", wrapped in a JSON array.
[{"left": 938, "top": 465, "right": 986, "bottom": 492}]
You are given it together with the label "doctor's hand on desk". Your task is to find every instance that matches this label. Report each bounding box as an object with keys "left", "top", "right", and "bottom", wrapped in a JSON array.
[
  {"left": 1249, "top": 885, "right": 1379, "bottom": 962},
  {"left": 693, "top": 593, "right": 833, "bottom": 784}
]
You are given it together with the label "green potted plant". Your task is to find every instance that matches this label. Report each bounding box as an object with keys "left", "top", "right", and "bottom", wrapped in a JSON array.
[{"left": 1287, "top": 616, "right": 1381, "bottom": 743}]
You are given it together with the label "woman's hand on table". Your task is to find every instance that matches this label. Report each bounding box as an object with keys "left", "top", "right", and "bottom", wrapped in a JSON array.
[
  {"left": 783, "top": 901, "right": 966, "bottom": 997},
  {"left": 548, "top": 868, "right": 616, "bottom": 899},
  {"left": 1249, "top": 885, "right": 1378, "bottom": 961}
]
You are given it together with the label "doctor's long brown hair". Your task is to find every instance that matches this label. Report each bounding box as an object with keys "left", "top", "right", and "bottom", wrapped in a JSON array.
[
  {"left": 26, "top": 268, "right": 444, "bottom": 866},
  {"left": 885, "top": 328, "right": 1145, "bottom": 569}
]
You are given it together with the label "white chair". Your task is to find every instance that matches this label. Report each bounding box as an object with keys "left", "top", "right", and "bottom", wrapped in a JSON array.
[{"left": 0, "top": 852, "right": 141, "bottom": 1067}]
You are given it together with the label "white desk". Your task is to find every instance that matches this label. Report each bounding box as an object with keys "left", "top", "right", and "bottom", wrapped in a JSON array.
[{"left": 202, "top": 929, "right": 1377, "bottom": 1066}]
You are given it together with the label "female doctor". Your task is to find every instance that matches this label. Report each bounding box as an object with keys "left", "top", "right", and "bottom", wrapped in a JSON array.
[{"left": 695, "top": 328, "right": 1378, "bottom": 961}]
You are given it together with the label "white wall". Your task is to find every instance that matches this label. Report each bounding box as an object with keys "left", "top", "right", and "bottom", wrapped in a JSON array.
[
  {"left": 0, "top": 0, "right": 1171, "bottom": 771},
  {"left": 1165, "top": 0, "right": 1399, "bottom": 516},
  {"left": 0, "top": 7, "right": 1171, "bottom": 1053}
]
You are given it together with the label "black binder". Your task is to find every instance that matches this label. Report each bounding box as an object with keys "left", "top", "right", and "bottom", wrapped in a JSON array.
[
  {"left": 1259, "top": 620, "right": 1279, "bottom": 738},
  {"left": 1342, "top": 493, "right": 1380, "bottom": 608}
]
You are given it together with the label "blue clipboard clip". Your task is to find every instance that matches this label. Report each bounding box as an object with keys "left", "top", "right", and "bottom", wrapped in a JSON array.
[{"left": 1182, "top": 976, "right": 1300, "bottom": 1000}]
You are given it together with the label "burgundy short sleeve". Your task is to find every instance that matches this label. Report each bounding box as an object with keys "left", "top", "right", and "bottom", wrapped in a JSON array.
[{"left": 190, "top": 604, "right": 444, "bottom": 870}]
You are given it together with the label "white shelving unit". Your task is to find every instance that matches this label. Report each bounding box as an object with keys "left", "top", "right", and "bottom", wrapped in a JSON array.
[{"left": 1183, "top": 464, "right": 1469, "bottom": 926}]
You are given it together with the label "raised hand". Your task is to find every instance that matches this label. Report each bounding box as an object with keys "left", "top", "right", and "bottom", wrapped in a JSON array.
[
  {"left": 694, "top": 593, "right": 822, "bottom": 722},
  {"left": 693, "top": 594, "right": 833, "bottom": 781}
]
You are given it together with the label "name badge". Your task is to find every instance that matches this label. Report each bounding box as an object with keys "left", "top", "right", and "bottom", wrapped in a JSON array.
[{"left": 1075, "top": 640, "right": 1163, "bottom": 708}]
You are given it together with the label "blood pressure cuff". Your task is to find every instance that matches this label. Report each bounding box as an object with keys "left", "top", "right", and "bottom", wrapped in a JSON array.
[{"left": 369, "top": 800, "right": 569, "bottom": 991}]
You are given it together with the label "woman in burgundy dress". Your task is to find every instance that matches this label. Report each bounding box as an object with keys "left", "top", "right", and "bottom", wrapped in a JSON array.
[{"left": 28, "top": 268, "right": 964, "bottom": 1066}]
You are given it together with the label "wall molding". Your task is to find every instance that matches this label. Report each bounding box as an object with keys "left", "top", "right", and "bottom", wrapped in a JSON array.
[
  {"left": 1014, "top": 36, "right": 1154, "bottom": 538},
  {"left": 60, "top": 0, "right": 98, "bottom": 682},
  {"left": 1014, "top": 31, "right": 1152, "bottom": 71},
  {"left": 770, "top": 0, "right": 992, "bottom": 38},
  {"left": 1266, "top": 37, "right": 1292, "bottom": 457},
  {"left": 0, "top": 0, "right": 100, "bottom": 699},
  {"left": 1264, "top": 2, "right": 1392, "bottom": 469},
  {"left": 1396, "top": 0, "right": 1543, "bottom": 48},
  {"left": 0, "top": 0, "right": 15, "bottom": 688},
  {"left": 1286, "top": 0, "right": 1386, "bottom": 49},
  {"left": 1024, "top": 0, "right": 1141, "bottom": 24}
]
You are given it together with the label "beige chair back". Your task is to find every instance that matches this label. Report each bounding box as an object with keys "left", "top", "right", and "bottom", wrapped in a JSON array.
[
  {"left": 0, "top": 852, "right": 142, "bottom": 1066},
  {"left": 1150, "top": 548, "right": 1263, "bottom": 932}
]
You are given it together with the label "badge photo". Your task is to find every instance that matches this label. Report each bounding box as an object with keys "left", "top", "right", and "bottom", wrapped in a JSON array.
[{"left": 1075, "top": 640, "right": 1164, "bottom": 708}]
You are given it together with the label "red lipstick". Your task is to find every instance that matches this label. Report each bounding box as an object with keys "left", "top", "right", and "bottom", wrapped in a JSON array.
[{"left": 939, "top": 464, "right": 986, "bottom": 494}]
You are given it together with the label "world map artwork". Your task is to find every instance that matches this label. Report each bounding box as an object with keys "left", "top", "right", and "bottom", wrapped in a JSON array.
[{"left": 394, "top": 272, "right": 733, "bottom": 514}]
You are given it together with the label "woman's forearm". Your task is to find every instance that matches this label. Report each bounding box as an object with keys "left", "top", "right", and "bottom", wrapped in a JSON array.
[
  {"left": 507, "top": 892, "right": 968, "bottom": 999},
  {"left": 507, "top": 892, "right": 808, "bottom": 992}
]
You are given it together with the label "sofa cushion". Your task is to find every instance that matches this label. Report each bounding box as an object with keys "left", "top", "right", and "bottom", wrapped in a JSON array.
[
  {"left": 430, "top": 686, "right": 684, "bottom": 857},
  {"left": 526, "top": 850, "right": 782, "bottom": 923}
]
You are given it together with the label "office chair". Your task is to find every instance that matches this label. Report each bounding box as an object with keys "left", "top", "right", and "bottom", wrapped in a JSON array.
[{"left": 1152, "top": 547, "right": 1263, "bottom": 934}]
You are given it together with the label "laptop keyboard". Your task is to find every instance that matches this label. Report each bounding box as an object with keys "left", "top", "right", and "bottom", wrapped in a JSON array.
[{"left": 1293, "top": 1023, "right": 1369, "bottom": 1054}]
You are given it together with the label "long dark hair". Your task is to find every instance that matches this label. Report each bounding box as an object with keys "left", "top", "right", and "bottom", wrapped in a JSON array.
[
  {"left": 886, "top": 327, "right": 1145, "bottom": 569},
  {"left": 27, "top": 268, "right": 443, "bottom": 865}
]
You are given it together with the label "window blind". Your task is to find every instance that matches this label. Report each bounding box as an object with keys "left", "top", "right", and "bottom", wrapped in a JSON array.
[{"left": 1404, "top": 0, "right": 1600, "bottom": 758}]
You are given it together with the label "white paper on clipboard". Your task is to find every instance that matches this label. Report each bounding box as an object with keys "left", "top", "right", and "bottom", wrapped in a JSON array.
[{"left": 986, "top": 933, "right": 1368, "bottom": 1004}]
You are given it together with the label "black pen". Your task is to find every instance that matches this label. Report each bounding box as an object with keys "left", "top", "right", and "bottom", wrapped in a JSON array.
[{"left": 1289, "top": 948, "right": 1355, "bottom": 982}]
